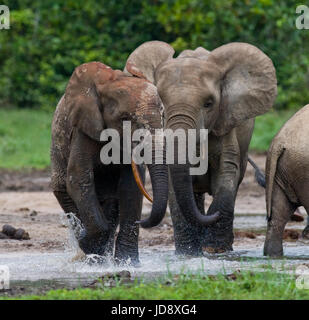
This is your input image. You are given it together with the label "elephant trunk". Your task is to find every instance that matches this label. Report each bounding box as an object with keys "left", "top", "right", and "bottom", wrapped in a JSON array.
[
  {"left": 139, "top": 163, "right": 168, "bottom": 228},
  {"left": 169, "top": 163, "right": 219, "bottom": 226},
  {"left": 134, "top": 102, "right": 168, "bottom": 228},
  {"left": 167, "top": 112, "right": 220, "bottom": 226}
]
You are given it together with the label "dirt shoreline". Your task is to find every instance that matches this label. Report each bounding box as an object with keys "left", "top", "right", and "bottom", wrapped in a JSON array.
[
  {"left": 0, "top": 154, "right": 308, "bottom": 297},
  {"left": 0, "top": 153, "right": 306, "bottom": 255}
]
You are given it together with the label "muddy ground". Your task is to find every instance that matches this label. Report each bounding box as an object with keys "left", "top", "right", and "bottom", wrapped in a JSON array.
[
  {"left": 0, "top": 154, "right": 308, "bottom": 297},
  {"left": 0, "top": 153, "right": 306, "bottom": 254}
]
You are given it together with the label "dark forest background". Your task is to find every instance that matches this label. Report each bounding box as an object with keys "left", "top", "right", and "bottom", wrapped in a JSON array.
[
  {"left": 1, "top": 0, "right": 308, "bottom": 111},
  {"left": 0, "top": 1, "right": 308, "bottom": 168}
]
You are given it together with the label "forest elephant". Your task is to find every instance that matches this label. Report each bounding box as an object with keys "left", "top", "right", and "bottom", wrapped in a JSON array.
[
  {"left": 125, "top": 41, "right": 277, "bottom": 255},
  {"left": 264, "top": 104, "right": 309, "bottom": 257},
  {"left": 51, "top": 61, "right": 169, "bottom": 266}
]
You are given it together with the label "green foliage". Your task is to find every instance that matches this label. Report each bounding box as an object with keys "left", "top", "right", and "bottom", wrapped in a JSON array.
[
  {"left": 250, "top": 110, "right": 295, "bottom": 151},
  {"left": 0, "top": 108, "right": 295, "bottom": 170},
  {"left": 0, "top": 109, "right": 51, "bottom": 169},
  {"left": 0, "top": 0, "right": 308, "bottom": 111},
  {"left": 0, "top": 0, "right": 168, "bottom": 109},
  {"left": 5, "top": 270, "right": 309, "bottom": 300}
]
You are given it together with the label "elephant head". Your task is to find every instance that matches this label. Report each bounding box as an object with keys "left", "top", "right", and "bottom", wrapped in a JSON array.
[
  {"left": 65, "top": 61, "right": 168, "bottom": 229},
  {"left": 125, "top": 41, "right": 277, "bottom": 227}
]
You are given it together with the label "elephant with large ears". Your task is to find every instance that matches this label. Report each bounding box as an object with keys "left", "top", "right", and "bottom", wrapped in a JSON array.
[
  {"left": 51, "top": 61, "right": 168, "bottom": 266},
  {"left": 125, "top": 41, "right": 277, "bottom": 255}
]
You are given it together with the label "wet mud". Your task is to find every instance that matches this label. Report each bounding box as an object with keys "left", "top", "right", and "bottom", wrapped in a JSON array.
[{"left": 0, "top": 154, "right": 308, "bottom": 297}]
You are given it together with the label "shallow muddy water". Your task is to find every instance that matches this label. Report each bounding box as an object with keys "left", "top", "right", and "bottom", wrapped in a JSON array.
[
  {"left": 0, "top": 204, "right": 308, "bottom": 296},
  {"left": 0, "top": 217, "right": 308, "bottom": 297},
  {"left": 1, "top": 242, "right": 309, "bottom": 284},
  {"left": 0, "top": 155, "right": 308, "bottom": 296}
]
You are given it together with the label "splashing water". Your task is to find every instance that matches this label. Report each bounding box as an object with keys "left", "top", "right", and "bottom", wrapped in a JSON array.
[
  {"left": 60, "top": 212, "right": 84, "bottom": 252},
  {"left": 0, "top": 212, "right": 309, "bottom": 283},
  {"left": 59, "top": 212, "right": 114, "bottom": 266}
]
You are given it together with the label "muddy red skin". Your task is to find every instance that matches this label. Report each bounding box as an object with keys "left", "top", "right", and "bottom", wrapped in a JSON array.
[{"left": 51, "top": 62, "right": 168, "bottom": 265}]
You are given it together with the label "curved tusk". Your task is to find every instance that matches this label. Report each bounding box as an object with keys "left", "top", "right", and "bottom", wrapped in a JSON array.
[{"left": 131, "top": 160, "right": 153, "bottom": 203}]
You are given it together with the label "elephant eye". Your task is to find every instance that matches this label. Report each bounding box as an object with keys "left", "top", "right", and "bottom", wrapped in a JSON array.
[{"left": 204, "top": 99, "right": 214, "bottom": 109}]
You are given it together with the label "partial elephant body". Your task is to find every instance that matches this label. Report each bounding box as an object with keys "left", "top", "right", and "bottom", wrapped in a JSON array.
[
  {"left": 264, "top": 104, "right": 309, "bottom": 257},
  {"left": 51, "top": 62, "right": 168, "bottom": 265},
  {"left": 192, "top": 119, "right": 255, "bottom": 194},
  {"left": 169, "top": 119, "right": 254, "bottom": 254},
  {"left": 125, "top": 41, "right": 277, "bottom": 254}
]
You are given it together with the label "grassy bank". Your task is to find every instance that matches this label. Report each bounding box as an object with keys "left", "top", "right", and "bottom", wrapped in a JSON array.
[
  {"left": 0, "top": 108, "right": 296, "bottom": 170},
  {"left": 0, "top": 109, "right": 52, "bottom": 169},
  {"left": 250, "top": 110, "right": 295, "bottom": 152},
  {"left": 4, "top": 271, "right": 309, "bottom": 300}
]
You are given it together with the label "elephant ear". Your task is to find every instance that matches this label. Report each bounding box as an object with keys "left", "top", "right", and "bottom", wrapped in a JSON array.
[
  {"left": 177, "top": 47, "right": 210, "bottom": 60},
  {"left": 65, "top": 62, "right": 113, "bottom": 141},
  {"left": 208, "top": 43, "right": 277, "bottom": 136},
  {"left": 124, "top": 41, "right": 175, "bottom": 83}
]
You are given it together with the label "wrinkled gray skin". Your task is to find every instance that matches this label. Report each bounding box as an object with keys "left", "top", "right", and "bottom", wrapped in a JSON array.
[
  {"left": 264, "top": 104, "right": 309, "bottom": 257},
  {"left": 51, "top": 62, "right": 168, "bottom": 265},
  {"left": 125, "top": 41, "right": 277, "bottom": 254}
]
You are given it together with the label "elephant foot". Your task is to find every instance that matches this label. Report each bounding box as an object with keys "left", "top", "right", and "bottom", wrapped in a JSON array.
[
  {"left": 263, "top": 240, "right": 283, "bottom": 257},
  {"left": 114, "top": 255, "right": 141, "bottom": 268},
  {"left": 202, "top": 237, "right": 233, "bottom": 253},
  {"left": 203, "top": 225, "right": 234, "bottom": 253},
  {"left": 203, "top": 196, "right": 235, "bottom": 253},
  {"left": 175, "top": 244, "right": 203, "bottom": 257},
  {"left": 114, "top": 243, "right": 140, "bottom": 267},
  {"left": 264, "top": 223, "right": 285, "bottom": 257},
  {"left": 78, "top": 230, "right": 109, "bottom": 256},
  {"left": 85, "top": 254, "right": 108, "bottom": 265},
  {"left": 174, "top": 235, "right": 203, "bottom": 257},
  {"left": 203, "top": 246, "right": 232, "bottom": 254},
  {"left": 172, "top": 222, "right": 204, "bottom": 257}
]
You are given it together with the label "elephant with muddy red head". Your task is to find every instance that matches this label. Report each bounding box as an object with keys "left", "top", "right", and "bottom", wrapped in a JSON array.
[
  {"left": 125, "top": 41, "right": 277, "bottom": 255},
  {"left": 51, "top": 61, "right": 170, "bottom": 265}
]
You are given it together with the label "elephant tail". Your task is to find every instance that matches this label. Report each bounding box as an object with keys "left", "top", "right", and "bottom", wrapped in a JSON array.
[
  {"left": 265, "top": 143, "right": 285, "bottom": 221},
  {"left": 248, "top": 156, "right": 266, "bottom": 188}
]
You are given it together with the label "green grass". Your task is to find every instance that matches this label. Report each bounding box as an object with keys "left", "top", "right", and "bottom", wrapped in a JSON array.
[
  {"left": 0, "top": 109, "right": 52, "bottom": 169},
  {"left": 0, "top": 108, "right": 297, "bottom": 170},
  {"left": 250, "top": 110, "right": 295, "bottom": 152},
  {"left": 5, "top": 270, "right": 309, "bottom": 300}
]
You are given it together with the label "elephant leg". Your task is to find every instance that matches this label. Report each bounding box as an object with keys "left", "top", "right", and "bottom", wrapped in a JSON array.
[
  {"left": 264, "top": 181, "right": 296, "bottom": 257},
  {"left": 66, "top": 132, "right": 110, "bottom": 256},
  {"left": 51, "top": 158, "right": 81, "bottom": 221},
  {"left": 114, "top": 165, "right": 144, "bottom": 266},
  {"left": 95, "top": 169, "right": 120, "bottom": 258},
  {"left": 204, "top": 129, "right": 240, "bottom": 253},
  {"left": 54, "top": 190, "right": 78, "bottom": 216},
  {"left": 203, "top": 190, "right": 235, "bottom": 253},
  {"left": 169, "top": 174, "right": 204, "bottom": 256},
  {"left": 67, "top": 169, "right": 110, "bottom": 256},
  {"left": 53, "top": 190, "right": 84, "bottom": 239},
  {"left": 97, "top": 198, "right": 119, "bottom": 257}
]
